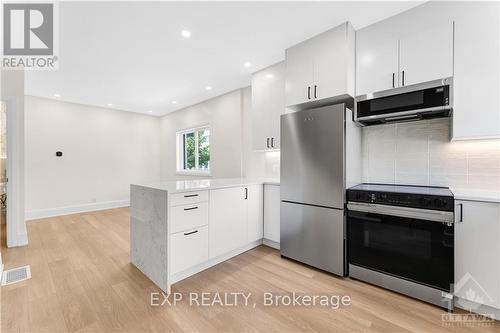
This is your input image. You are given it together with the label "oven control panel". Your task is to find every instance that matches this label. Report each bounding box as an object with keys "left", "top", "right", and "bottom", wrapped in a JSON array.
[{"left": 347, "top": 189, "right": 454, "bottom": 212}]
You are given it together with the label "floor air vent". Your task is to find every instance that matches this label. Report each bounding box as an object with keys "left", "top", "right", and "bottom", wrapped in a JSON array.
[{"left": 1, "top": 265, "right": 31, "bottom": 286}]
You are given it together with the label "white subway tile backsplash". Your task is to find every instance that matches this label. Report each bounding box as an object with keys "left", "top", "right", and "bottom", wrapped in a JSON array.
[{"left": 362, "top": 118, "right": 500, "bottom": 191}]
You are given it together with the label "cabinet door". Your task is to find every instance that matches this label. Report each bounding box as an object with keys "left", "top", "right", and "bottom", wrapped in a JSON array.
[
  {"left": 285, "top": 39, "right": 314, "bottom": 107},
  {"left": 251, "top": 70, "right": 272, "bottom": 151},
  {"left": 399, "top": 22, "right": 454, "bottom": 86},
  {"left": 264, "top": 185, "right": 280, "bottom": 244},
  {"left": 313, "top": 23, "right": 354, "bottom": 100},
  {"left": 170, "top": 226, "right": 209, "bottom": 275},
  {"left": 252, "top": 62, "right": 285, "bottom": 150},
  {"left": 356, "top": 36, "right": 399, "bottom": 95},
  {"left": 247, "top": 185, "right": 264, "bottom": 243},
  {"left": 452, "top": 3, "right": 500, "bottom": 139},
  {"left": 269, "top": 62, "right": 285, "bottom": 149},
  {"left": 455, "top": 200, "right": 500, "bottom": 309},
  {"left": 209, "top": 187, "right": 247, "bottom": 259}
]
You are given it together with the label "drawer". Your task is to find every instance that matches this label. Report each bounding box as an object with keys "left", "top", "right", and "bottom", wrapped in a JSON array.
[
  {"left": 170, "top": 226, "right": 208, "bottom": 275},
  {"left": 170, "top": 191, "right": 208, "bottom": 207},
  {"left": 170, "top": 202, "right": 208, "bottom": 234}
]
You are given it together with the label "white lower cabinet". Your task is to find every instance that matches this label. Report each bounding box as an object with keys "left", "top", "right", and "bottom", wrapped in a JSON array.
[
  {"left": 264, "top": 185, "right": 280, "bottom": 244},
  {"left": 247, "top": 185, "right": 264, "bottom": 242},
  {"left": 170, "top": 226, "right": 209, "bottom": 275},
  {"left": 455, "top": 200, "right": 500, "bottom": 310},
  {"left": 209, "top": 187, "right": 247, "bottom": 259},
  {"left": 169, "top": 184, "right": 267, "bottom": 278},
  {"left": 170, "top": 202, "right": 208, "bottom": 234}
]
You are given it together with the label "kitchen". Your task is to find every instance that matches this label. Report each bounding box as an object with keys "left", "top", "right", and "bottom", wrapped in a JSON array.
[
  {"left": 130, "top": 0, "right": 500, "bottom": 324},
  {"left": 1, "top": 1, "right": 499, "bottom": 332}
]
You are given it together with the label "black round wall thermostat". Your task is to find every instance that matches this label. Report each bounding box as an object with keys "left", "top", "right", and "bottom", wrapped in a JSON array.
[{"left": 56, "top": 151, "right": 63, "bottom": 157}]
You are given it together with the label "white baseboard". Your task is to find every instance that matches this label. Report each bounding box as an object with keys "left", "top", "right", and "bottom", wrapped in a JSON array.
[
  {"left": 25, "top": 199, "right": 130, "bottom": 220},
  {"left": 263, "top": 238, "right": 280, "bottom": 250},
  {"left": 455, "top": 297, "right": 500, "bottom": 320}
]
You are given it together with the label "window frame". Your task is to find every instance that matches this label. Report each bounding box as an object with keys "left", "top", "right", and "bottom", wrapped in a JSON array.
[{"left": 176, "top": 124, "right": 211, "bottom": 176}]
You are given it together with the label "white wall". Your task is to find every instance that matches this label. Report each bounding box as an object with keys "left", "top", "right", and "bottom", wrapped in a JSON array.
[
  {"left": 24, "top": 96, "right": 161, "bottom": 218},
  {"left": 362, "top": 118, "right": 500, "bottom": 191},
  {"left": 160, "top": 87, "right": 268, "bottom": 180}
]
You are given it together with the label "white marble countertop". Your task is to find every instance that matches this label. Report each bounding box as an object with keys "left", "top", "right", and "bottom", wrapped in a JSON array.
[
  {"left": 133, "top": 177, "right": 280, "bottom": 194},
  {"left": 451, "top": 188, "right": 500, "bottom": 203}
]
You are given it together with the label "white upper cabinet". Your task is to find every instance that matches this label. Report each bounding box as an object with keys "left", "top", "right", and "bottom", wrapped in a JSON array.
[
  {"left": 356, "top": 22, "right": 454, "bottom": 95},
  {"left": 251, "top": 61, "right": 285, "bottom": 151},
  {"left": 285, "top": 40, "right": 314, "bottom": 108},
  {"left": 356, "top": 37, "right": 399, "bottom": 96},
  {"left": 285, "top": 22, "right": 355, "bottom": 109},
  {"left": 452, "top": 2, "right": 500, "bottom": 140},
  {"left": 399, "top": 23, "right": 454, "bottom": 86}
]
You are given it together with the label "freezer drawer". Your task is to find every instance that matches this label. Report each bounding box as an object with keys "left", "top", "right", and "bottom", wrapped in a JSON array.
[{"left": 280, "top": 201, "right": 346, "bottom": 276}]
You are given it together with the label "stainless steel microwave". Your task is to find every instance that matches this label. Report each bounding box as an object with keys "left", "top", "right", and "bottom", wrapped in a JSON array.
[{"left": 355, "top": 77, "right": 453, "bottom": 126}]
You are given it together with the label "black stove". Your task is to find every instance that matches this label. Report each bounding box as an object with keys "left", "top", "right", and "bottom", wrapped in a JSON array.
[
  {"left": 347, "top": 183, "right": 454, "bottom": 211},
  {"left": 347, "top": 183, "right": 455, "bottom": 310}
]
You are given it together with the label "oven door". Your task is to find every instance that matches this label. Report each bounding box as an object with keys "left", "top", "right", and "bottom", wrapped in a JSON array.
[{"left": 348, "top": 207, "right": 453, "bottom": 291}]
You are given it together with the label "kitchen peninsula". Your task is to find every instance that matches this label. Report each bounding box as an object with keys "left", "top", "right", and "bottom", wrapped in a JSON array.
[{"left": 130, "top": 178, "right": 280, "bottom": 293}]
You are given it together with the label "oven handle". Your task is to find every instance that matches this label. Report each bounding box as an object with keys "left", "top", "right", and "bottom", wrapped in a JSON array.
[{"left": 347, "top": 202, "right": 454, "bottom": 224}]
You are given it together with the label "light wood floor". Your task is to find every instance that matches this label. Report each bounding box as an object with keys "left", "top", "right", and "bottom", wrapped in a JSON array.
[{"left": 1, "top": 208, "right": 498, "bottom": 333}]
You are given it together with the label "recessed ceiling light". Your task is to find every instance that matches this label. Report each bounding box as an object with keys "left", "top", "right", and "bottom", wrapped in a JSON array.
[
  {"left": 205, "top": 86, "right": 213, "bottom": 91},
  {"left": 171, "top": 101, "right": 177, "bottom": 105},
  {"left": 265, "top": 73, "right": 274, "bottom": 79},
  {"left": 148, "top": 110, "right": 153, "bottom": 113},
  {"left": 243, "top": 62, "right": 252, "bottom": 68},
  {"left": 54, "top": 93, "right": 61, "bottom": 98},
  {"left": 107, "top": 103, "right": 113, "bottom": 107},
  {"left": 181, "top": 30, "right": 191, "bottom": 38}
]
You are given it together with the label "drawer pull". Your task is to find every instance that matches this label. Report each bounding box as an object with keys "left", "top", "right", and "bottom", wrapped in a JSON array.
[
  {"left": 184, "top": 206, "right": 198, "bottom": 211},
  {"left": 184, "top": 230, "right": 198, "bottom": 236},
  {"left": 184, "top": 194, "right": 199, "bottom": 198}
]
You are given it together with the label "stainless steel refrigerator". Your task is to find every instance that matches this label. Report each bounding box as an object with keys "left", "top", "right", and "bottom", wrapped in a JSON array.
[{"left": 280, "top": 103, "right": 351, "bottom": 277}]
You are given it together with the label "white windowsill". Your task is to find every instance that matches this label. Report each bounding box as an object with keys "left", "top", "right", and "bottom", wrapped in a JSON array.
[{"left": 176, "top": 170, "right": 212, "bottom": 177}]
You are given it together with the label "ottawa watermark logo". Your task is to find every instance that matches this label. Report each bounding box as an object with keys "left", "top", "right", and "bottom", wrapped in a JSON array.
[
  {"left": 442, "top": 273, "right": 496, "bottom": 327},
  {"left": 2, "top": 1, "right": 58, "bottom": 69}
]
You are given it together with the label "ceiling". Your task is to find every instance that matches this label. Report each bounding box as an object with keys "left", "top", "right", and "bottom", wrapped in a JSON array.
[{"left": 25, "top": 1, "right": 423, "bottom": 116}]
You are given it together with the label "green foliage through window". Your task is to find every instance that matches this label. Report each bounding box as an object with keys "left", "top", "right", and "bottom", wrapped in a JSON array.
[{"left": 178, "top": 127, "right": 210, "bottom": 173}]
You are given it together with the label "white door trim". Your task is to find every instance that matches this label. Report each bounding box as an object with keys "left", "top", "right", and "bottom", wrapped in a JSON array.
[{"left": 5, "top": 98, "right": 27, "bottom": 247}]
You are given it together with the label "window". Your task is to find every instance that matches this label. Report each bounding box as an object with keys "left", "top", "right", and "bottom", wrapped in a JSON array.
[{"left": 176, "top": 125, "right": 210, "bottom": 175}]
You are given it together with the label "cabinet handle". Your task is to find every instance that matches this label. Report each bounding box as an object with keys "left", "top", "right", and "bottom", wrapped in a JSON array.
[
  {"left": 184, "top": 230, "right": 198, "bottom": 236},
  {"left": 184, "top": 194, "right": 198, "bottom": 198},
  {"left": 244, "top": 187, "right": 248, "bottom": 200},
  {"left": 458, "top": 203, "right": 463, "bottom": 222},
  {"left": 266, "top": 138, "right": 270, "bottom": 148},
  {"left": 314, "top": 85, "right": 317, "bottom": 98},
  {"left": 392, "top": 73, "right": 395, "bottom": 88},
  {"left": 402, "top": 70, "right": 405, "bottom": 86},
  {"left": 271, "top": 137, "right": 274, "bottom": 148},
  {"left": 307, "top": 86, "right": 311, "bottom": 100},
  {"left": 184, "top": 206, "right": 198, "bottom": 211}
]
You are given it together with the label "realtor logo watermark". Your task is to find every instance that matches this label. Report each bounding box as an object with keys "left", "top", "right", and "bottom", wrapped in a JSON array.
[{"left": 2, "top": 1, "right": 58, "bottom": 69}]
